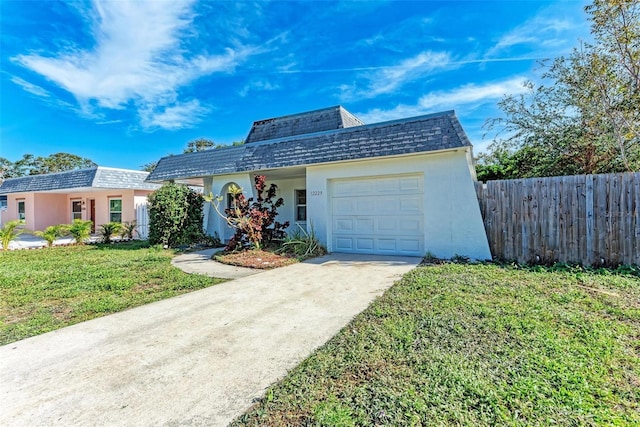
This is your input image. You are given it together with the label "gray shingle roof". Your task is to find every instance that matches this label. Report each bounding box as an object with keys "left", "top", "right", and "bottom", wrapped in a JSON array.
[
  {"left": 147, "top": 110, "right": 471, "bottom": 183},
  {"left": 0, "top": 167, "right": 160, "bottom": 194},
  {"left": 245, "top": 105, "right": 364, "bottom": 144}
]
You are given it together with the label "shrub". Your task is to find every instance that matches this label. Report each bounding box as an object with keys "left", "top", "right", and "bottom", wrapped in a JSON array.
[
  {"left": 67, "top": 219, "right": 93, "bottom": 245},
  {"left": 0, "top": 220, "right": 25, "bottom": 251},
  {"left": 206, "top": 175, "right": 289, "bottom": 251},
  {"left": 148, "top": 182, "right": 204, "bottom": 247},
  {"left": 99, "top": 222, "right": 123, "bottom": 244},
  {"left": 119, "top": 221, "right": 137, "bottom": 240},
  {"left": 279, "top": 223, "right": 326, "bottom": 260},
  {"left": 34, "top": 224, "right": 69, "bottom": 247}
]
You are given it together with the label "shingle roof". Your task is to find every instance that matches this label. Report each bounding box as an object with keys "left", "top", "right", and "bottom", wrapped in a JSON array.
[
  {"left": 0, "top": 167, "right": 160, "bottom": 194},
  {"left": 245, "top": 105, "right": 364, "bottom": 144},
  {"left": 147, "top": 110, "right": 471, "bottom": 183}
]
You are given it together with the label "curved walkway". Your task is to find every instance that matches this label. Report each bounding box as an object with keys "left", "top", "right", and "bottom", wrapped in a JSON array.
[{"left": 1, "top": 251, "right": 420, "bottom": 426}]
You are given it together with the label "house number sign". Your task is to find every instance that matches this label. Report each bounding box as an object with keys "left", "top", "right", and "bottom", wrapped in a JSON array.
[{"left": 310, "top": 190, "right": 323, "bottom": 196}]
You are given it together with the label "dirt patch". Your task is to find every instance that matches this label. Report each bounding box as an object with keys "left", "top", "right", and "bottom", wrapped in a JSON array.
[{"left": 214, "top": 249, "right": 298, "bottom": 269}]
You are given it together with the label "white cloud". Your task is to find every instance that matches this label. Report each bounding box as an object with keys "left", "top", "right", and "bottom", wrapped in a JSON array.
[
  {"left": 139, "top": 100, "right": 209, "bottom": 131},
  {"left": 340, "top": 50, "right": 453, "bottom": 100},
  {"left": 12, "top": 0, "right": 256, "bottom": 130},
  {"left": 356, "top": 77, "right": 529, "bottom": 123},
  {"left": 11, "top": 77, "right": 50, "bottom": 97},
  {"left": 239, "top": 79, "right": 279, "bottom": 97},
  {"left": 485, "top": 3, "right": 586, "bottom": 58}
]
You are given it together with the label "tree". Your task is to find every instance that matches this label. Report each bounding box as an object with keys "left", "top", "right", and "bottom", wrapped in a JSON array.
[
  {"left": 141, "top": 161, "right": 158, "bottom": 172},
  {"left": 184, "top": 138, "right": 215, "bottom": 153},
  {"left": 481, "top": 0, "right": 639, "bottom": 180},
  {"left": 147, "top": 183, "right": 204, "bottom": 247},
  {"left": 2, "top": 153, "right": 97, "bottom": 177}
]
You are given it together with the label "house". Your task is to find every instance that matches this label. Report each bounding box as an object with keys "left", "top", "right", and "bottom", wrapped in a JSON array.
[
  {"left": 147, "top": 106, "right": 491, "bottom": 259},
  {"left": 0, "top": 167, "right": 160, "bottom": 235}
]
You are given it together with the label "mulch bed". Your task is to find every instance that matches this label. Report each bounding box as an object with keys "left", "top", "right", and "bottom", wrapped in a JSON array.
[{"left": 214, "top": 249, "right": 298, "bottom": 269}]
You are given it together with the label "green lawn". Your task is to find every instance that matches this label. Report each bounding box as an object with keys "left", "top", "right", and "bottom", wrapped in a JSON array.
[
  {"left": 234, "top": 263, "right": 640, "bottom": 426},
  {"left": 0, "top": 241, "right": 225, "bottom": 345}
]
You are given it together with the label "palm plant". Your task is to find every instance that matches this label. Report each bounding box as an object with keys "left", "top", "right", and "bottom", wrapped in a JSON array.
[
  {"left": 34, "top": 224, "right": 69, "bottom": 248},
  {"left": 100, "top": 222, "right": 123, "bottom": 244},
  {"left": 119, "top": 221, "right": 137, "bottom": 240},
  {"left": 68, "top": 219, "right": 93, "bottom": 245},
  {"left": 0, "top": 220, "right": 25, "bottom": 251}
]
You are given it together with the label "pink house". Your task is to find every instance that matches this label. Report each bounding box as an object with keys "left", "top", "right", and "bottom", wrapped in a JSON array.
[{"left": 0, "top": 167, "right": 160, "bottom": 234}]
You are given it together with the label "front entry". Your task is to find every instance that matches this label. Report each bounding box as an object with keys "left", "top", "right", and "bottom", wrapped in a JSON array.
[{"left": 90, "top": 200, "right": 96, "bottom": 233}]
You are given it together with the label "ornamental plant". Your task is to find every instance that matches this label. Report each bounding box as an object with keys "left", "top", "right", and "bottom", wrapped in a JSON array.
[
  {"left": 206, "top": 175, "right": 289, "bottom": 251},
  {"left": 148, "top": 182, "right": 204, "bottom": 247},
  {"left": 0, "top": 220, "right": 25, "bottom": 251},
  {"left": 119, "top": 221, "right": 137, "bottom": 240},
  {"left": 67, "top": 219, "right": 93, "bottom": 245},
  {"left": 34, "top": 224, "right": 69, "bottom": 247},
  {"left": 99, "top": 222, "right": 123, "bottom": 244}
]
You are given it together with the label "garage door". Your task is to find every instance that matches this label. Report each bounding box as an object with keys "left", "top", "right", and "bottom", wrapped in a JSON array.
[{"left": 330, "top": 174, "right": 424, "bottom": 256}]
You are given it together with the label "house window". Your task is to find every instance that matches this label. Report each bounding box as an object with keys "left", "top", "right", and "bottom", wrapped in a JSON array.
[
  {"left": 109, "top": 199, "right": 122, "bottom": 223},
  {"left": 0, "top": 196, "right": 7, "bottom": 210},
  {"left": 295, "top": 189, "right": 307, "bottom": 221},
  {"left": 71, "top": 200, "right": 82, "bottom": 220},
  {"left": 17, "top": 200, "right": 26, "bottom": 221}
]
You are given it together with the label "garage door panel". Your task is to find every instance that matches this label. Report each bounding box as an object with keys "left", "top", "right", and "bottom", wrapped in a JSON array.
[
  {"left": 331, "top": 174, "right": 425, "bottom": 256},
  {"left": 355, "top": 238, "right": 374, "bottom": 251},
  {"left": 336, "top": 218, "right": 354, "bottom": 231},
  {"left": 335, "top": 237, "right": 354, "bottom": 251}
]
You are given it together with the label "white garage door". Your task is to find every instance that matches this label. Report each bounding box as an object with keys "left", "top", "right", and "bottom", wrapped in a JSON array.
[{"left": 330, "top": 174, "right": 425, "bottom": 256}]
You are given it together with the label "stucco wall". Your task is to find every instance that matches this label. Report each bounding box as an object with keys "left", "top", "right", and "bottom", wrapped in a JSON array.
[
  {"left": 203, "top": 174, "right": 305, "bottom": 241},
  {"left": 33, "top": 193, "right": 68, "bottom": 231},
  {"left": 306, "top": 150, "right": 491, "bottom": 260},
  {"left": 198, "top": 150, "right": 490, "bottom": 259},
  {"left": 3, "top": 190, "right": 147, "bottom": 231}
]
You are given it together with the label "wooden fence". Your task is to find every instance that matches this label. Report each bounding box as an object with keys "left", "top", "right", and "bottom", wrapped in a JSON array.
[{"left": 475, "top": 172, "right": 640, "bottom": 266}]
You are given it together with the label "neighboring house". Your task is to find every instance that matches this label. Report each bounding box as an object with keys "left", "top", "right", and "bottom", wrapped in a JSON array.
[
  {"left": 0, "top": 167, "right": 160, "bottom": 234},
  {"left": 147, "top": 106, "right": 491, "bottom": 259}
]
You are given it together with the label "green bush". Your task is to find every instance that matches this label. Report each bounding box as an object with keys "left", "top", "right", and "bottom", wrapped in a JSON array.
[
  {"left": 119, "top": 221, "right": 137, "bottom": 240},
  {"left": 279, "top": 224, "right": 326, "bottom": 260},
  {"left": 34, "top": 224, "right": 69, "bottom": 247},
  {"left": 148, "top": 182, "right": 204, "bottom": 247},
  {"left": 99, "top": 222, "right": 123, "bottom": 244},
  {"left": 67, "top": 220, "right": 93, "bottom": 245},
  {"left": 0, "top": 220, "right": 25, "bottom": 251}
]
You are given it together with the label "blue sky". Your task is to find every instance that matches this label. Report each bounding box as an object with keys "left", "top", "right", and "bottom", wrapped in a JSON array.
[{"left": 0, "top": 0, "right": 591, "bottom": 170}]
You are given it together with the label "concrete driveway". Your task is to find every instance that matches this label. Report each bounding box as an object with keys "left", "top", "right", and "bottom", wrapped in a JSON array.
[{"left": 0, "top": 253, "right": 420, "bottom": 426}]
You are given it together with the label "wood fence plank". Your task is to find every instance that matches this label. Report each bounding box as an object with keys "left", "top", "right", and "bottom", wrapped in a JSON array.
[{"left": 476, "top": 172, "right": 638, "bottom": 266}]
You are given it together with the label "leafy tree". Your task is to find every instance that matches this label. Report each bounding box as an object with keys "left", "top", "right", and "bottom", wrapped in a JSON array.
[
  {"left": 206, "top": 175, "right": 289, "bottom": 251},
  {"left": 148, "top": 182, "right": 204, "bottom": 247},
  {"left": 184, "top": 138, "right": 215, "bottom": 153},
  {"left": 481, "top": 0, "right": 639, "bottom": 180},
  {"left": 2, "top": 153, "right": 97, "bottom": 177},
  {"left": 141, "top": 161, "right": 158, "bottom": 172}
]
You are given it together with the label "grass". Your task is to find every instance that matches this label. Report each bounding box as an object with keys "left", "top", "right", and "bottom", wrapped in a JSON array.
[
  {"left": 0, "top": 241, "right": 226, "bottom": 345},
  {"left": 233, "top": 263, "right": 640, "bottom": 426}
]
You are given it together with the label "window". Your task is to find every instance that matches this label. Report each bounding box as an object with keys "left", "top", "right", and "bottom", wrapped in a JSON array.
[
  {"left": 17, "top": 200, "right": 25, "bottom": 221},
  {"left": 295, "top": 189, "right": 307, "bottom": 221},
  {"left": 109, "top": 199, "right": 122, "bottom": 223},
  {"left": 0, "top": 196, "right": 7, "bottom": 210},
  {"left": 71, "top": 200, "right": 82, "bottom": 220}
]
